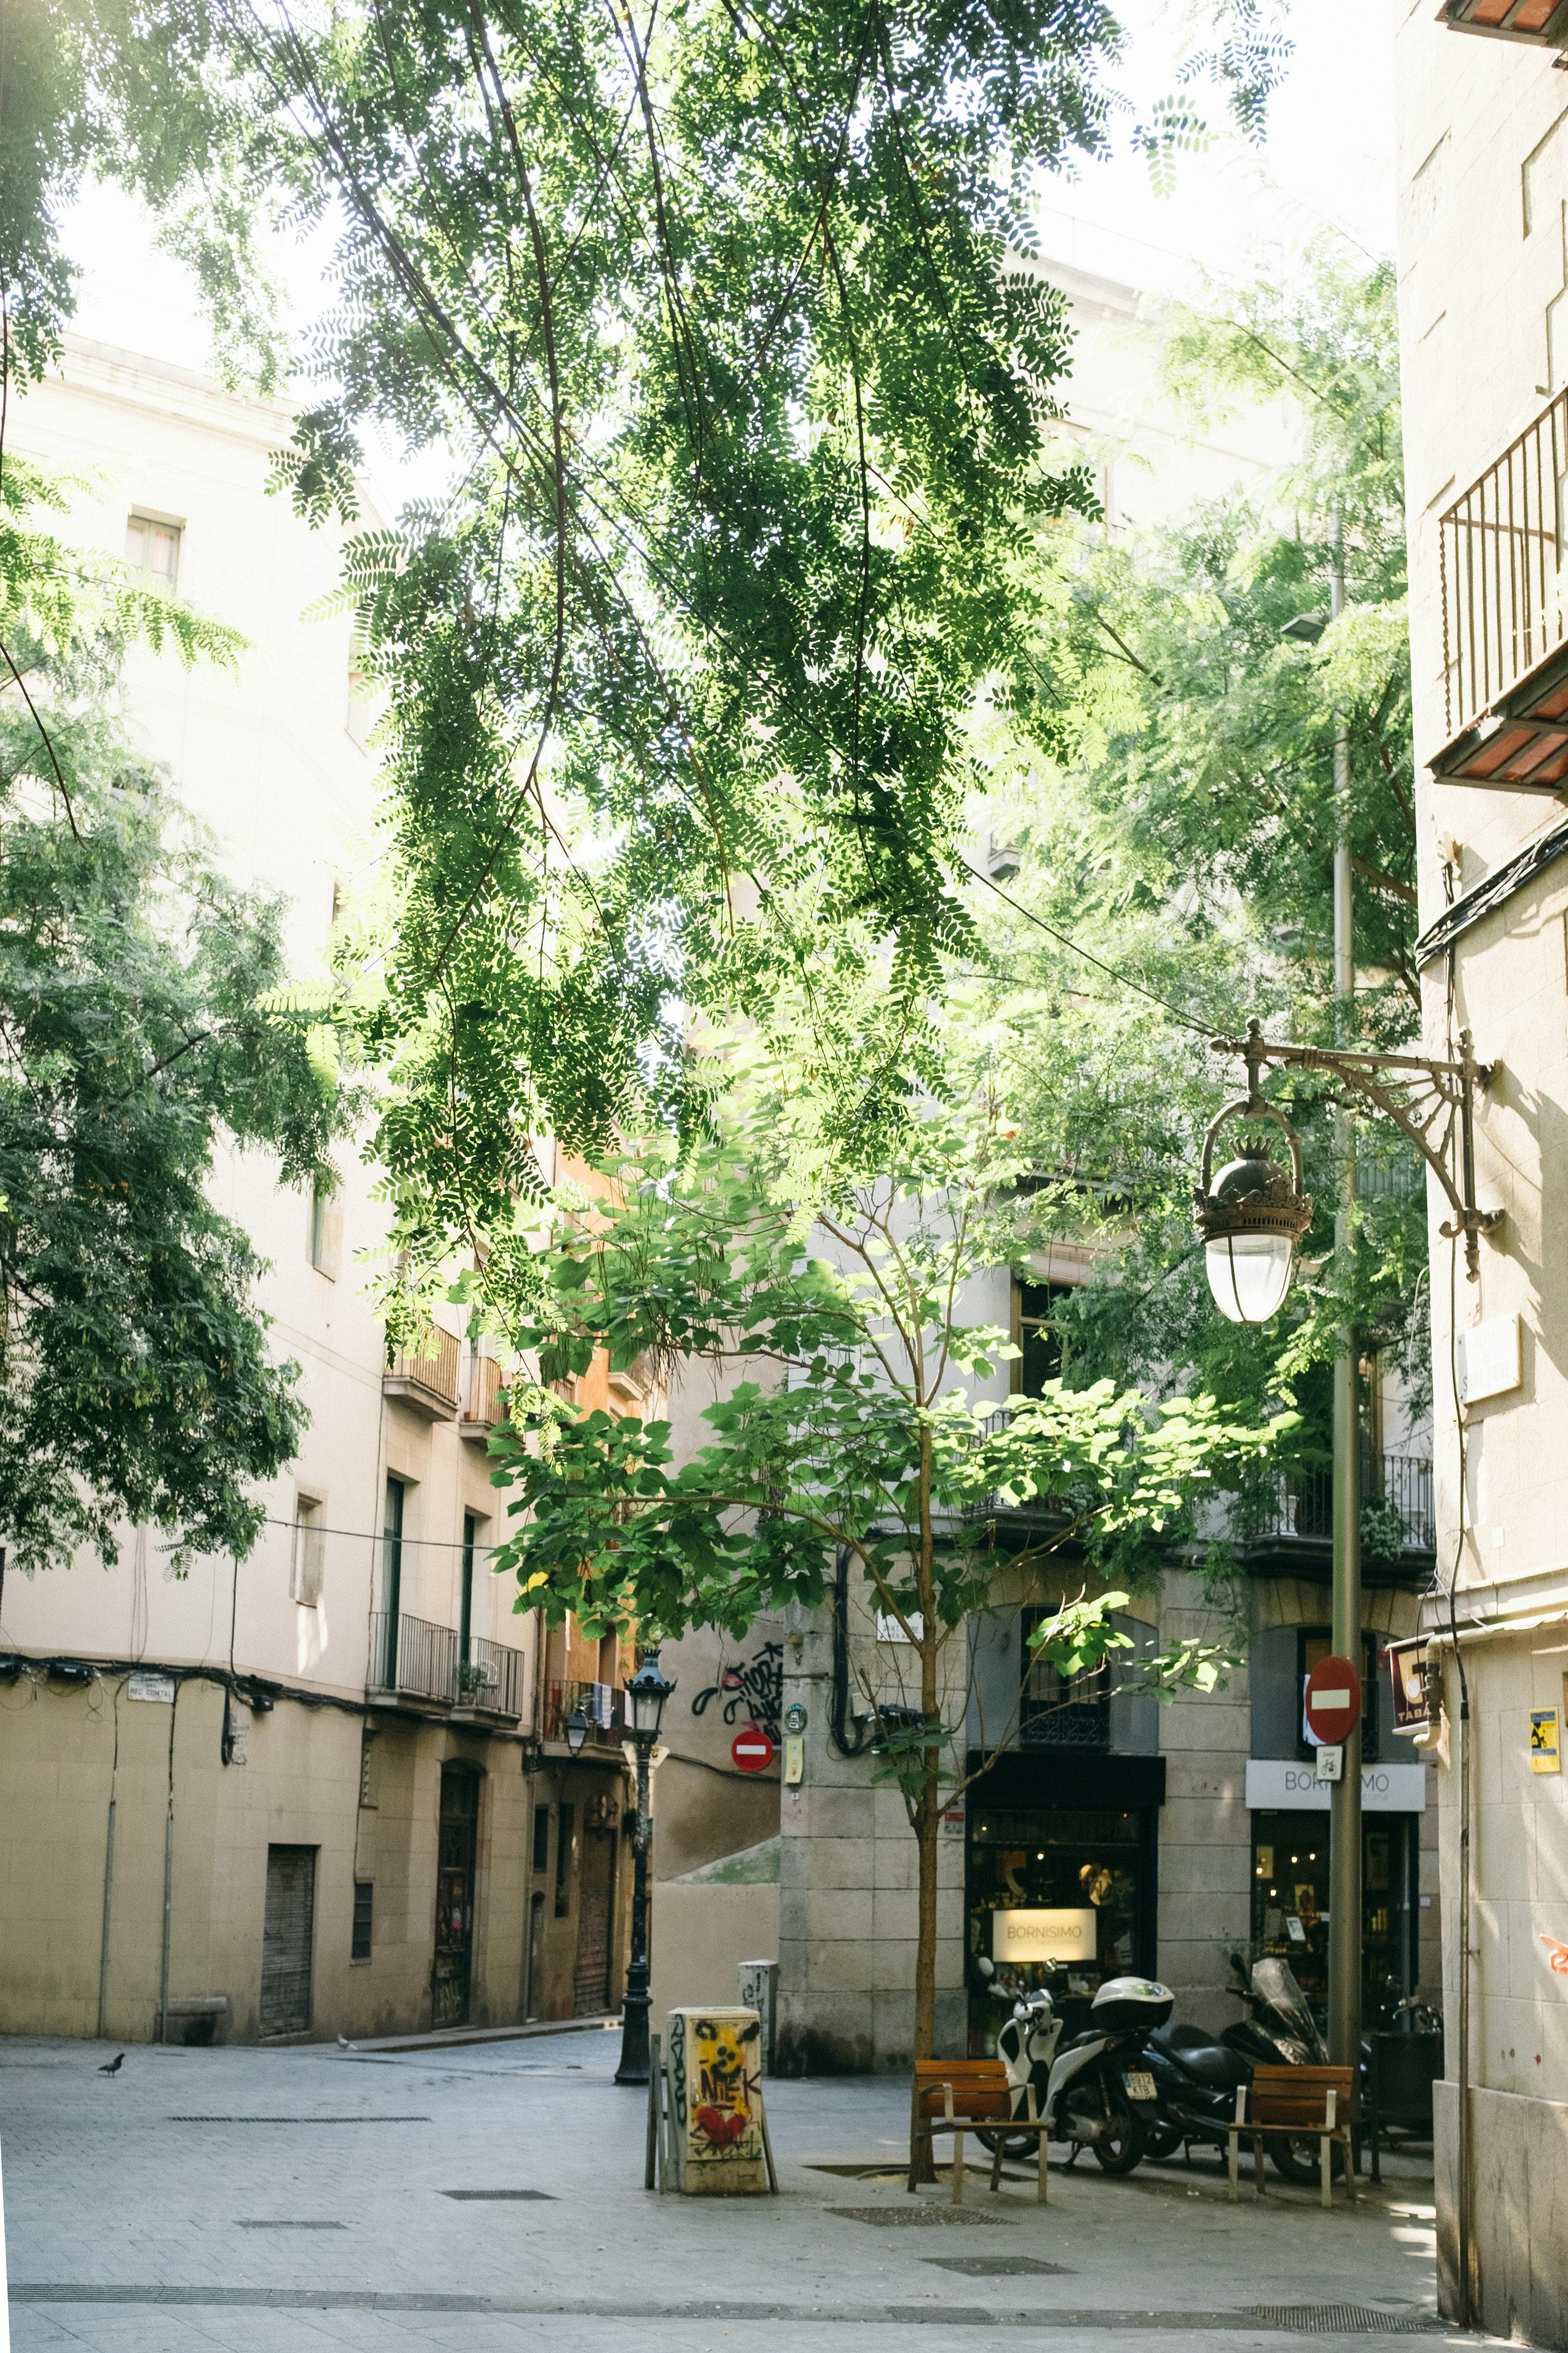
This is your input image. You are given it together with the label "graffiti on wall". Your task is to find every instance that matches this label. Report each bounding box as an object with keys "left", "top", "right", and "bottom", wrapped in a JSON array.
[{"left": 692, "top": 1640, "right": 783, "bottom": 1745}]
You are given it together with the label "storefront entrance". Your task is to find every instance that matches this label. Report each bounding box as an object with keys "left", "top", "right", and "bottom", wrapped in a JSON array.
[
  {"left": 965, "top": 1750, "right": 1164, "bottom": 2056},
  {"left": 1250, "top": 1809, "right": 1419, "bottom": 2018}
]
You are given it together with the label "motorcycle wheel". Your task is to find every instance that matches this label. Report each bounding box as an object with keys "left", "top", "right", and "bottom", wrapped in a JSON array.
[
  {"left": 1143, "top": 2120, "right": 1184, "bottom": 2163},
  {"left": 1269, "top": 2132, "right": 1347, "bottom": 2187},
  {"left": 976, "top": 2129, "right": 1038, "bottom": 2160},
  {"left": 1091, "top": 2096, "right": 1147, "bottom": 2176}
]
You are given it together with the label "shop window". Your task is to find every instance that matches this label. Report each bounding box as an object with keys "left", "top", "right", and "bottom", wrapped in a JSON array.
[
  {"left": 965, "top": 1806, "right": 1152, "bottom": 2057},
  {"left": 1251, "top": 1811, "right": 1417, "bottom": 2017}
]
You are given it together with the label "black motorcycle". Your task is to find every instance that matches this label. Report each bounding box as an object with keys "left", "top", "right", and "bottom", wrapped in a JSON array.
[
  {"left": 1143, "top": 1954, "right": 1344, "bottom": 2186},
  {"left": 1221, "top": 1951, "right": 1346, "bottom": 2188}
]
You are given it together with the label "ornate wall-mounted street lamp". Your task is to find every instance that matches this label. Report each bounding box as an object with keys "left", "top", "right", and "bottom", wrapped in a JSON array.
[
  {"left": 615, "top": 1648, "right": 673, "bottom": 2087},
  {"left": 1195, "top": 1017, "right": 1501, "bottom": 1324}
]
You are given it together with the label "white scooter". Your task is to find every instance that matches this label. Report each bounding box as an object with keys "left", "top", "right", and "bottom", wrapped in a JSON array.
[{"left": 990, "top": 1973, "right": 1173, "bottom": 2175}]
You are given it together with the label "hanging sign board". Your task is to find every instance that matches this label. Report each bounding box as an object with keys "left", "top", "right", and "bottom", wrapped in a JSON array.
[
  {"left": 1530, "top": 1709, "right": 1561, "bottom": 1774},
  {"left": 1387, "top": 1639, "right": 1431, "bottom": 1734},
  {"left": 1304, "top": 1654, "right": 1363, "bottom": 1746},
  {"left": 992, "top": 1907, "right": 1097, "bottom": 1964}
]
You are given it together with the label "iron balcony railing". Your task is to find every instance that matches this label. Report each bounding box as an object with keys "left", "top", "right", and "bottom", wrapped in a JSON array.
[
  {"left": 370, "top": 1611, "right": 459, "bottom": 1703},
  {"left": 370, "top": 1613, "right": 525, "bottom": 1709},
  {"left": 1439, "top": 386, "right": 1568, "bottom": 739},
  {"left": 457, "top": 1634, "right": 524, "bottom": 1717},
  {"left": 1232, "top": 1453, "right": 1435, "bottom": 1556},
  {"left": 544, "top": 1678, "right": 624, "bottom": 1745}
]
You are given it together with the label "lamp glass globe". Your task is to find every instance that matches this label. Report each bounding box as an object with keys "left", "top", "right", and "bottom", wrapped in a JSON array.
[{"left": 1205, "top": 1231, "right": 1294, "bottom": 1325}]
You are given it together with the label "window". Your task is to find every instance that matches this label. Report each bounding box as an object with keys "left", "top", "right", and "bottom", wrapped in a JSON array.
[
  {"left": 351, "top": 1879, "right": 373, "bottom": 1963},
  {"left": 291, "top": 1497, "right": 325, "bottom": 1607},
  {"left": 460, "top": 1511, "right": 478, "bottom": 1664},
  {"left": 1020, "top": 1605, "right": 1111, "bottom": 1750},
  {"left": 308, "top": 1180, "right": 341, "bottom": 1279},
  {"left": 380, "top": 1477, "right": 405, "bottom": 1687},
  {"left": 125, "top": 511, "right": 182, "bottom": 588},
  {"left": 532, "top": 1804, "right": 550, "bottom": 1874},
  {"left": 554, "top": 1800, "right": 575, "bottom": 1918},
  {"left": 1012, "top": 1281, "right": 1073, "bottom": 1397}
]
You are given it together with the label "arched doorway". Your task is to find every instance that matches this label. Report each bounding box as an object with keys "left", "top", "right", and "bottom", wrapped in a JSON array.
[{"left": 434, "top": 1762, "right": 481, "bottom": 2028}]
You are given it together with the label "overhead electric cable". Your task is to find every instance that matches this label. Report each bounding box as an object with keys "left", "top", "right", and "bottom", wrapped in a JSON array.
[{"left": 957, "top": 858, "right": 1224, "bottom": 1040}]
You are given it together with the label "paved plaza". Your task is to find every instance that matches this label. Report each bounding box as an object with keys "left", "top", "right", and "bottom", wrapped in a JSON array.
[{"left": 2, "top": 2026, "right": 1470, "bottom": 2353}]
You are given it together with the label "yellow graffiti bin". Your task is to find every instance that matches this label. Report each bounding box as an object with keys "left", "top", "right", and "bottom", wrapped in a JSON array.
[{"left": 662, "top": 2007, "right": 773, "bottom": 2195}]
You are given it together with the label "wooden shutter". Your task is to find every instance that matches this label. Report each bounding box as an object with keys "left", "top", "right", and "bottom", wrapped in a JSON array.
[{"left": 261, "top": 1845, "right": 316, "bottom": 2035}]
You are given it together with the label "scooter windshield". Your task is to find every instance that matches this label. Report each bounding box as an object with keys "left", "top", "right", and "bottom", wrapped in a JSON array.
[{"left": 1250, "top": 1956, "right": 1321, "bottom": 2050}]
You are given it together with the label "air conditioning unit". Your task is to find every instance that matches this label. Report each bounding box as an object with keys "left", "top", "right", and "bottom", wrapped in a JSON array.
[{"left": 1438, "top": 0, "right": 1568, "bottom": 42}]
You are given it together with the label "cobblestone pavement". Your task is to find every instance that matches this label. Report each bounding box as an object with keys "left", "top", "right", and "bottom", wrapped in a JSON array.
[{"left": 1, "top": 2028, "right": 1478, "bottom": 2353}]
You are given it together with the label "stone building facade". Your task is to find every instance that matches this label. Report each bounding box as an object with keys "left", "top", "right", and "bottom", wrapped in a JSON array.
[{"left": 1392, "top": 6, "right": 1568, "bottom": 2341}]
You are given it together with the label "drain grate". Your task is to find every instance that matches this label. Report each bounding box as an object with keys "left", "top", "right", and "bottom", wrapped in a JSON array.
[
  {"left": 825, "top": 2205, "right": 1012, "bottom": 2228},
  {"left": 442, "top": 2191, "right": 555, "bottom": 2201},
  {"left": 1251, "top": 2307, "right": 1444, "bottom": 2335},
  {"left": 168, "top": 2116, "right": 431, "bottom": 2125},
  {"left": 921, "top": 2257, "right": 1072, "bottom": 2277},
  {"left": 236, "top": 2222, "right": 346, "bottom": 2232}
]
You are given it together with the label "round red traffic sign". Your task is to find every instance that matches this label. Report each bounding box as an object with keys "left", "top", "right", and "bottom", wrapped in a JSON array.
[
  {"left": 1304, "top": 1654, "right": 1363, "bottom": 1747},
  {"left": 731, "top": 1726, "right": 776, "bottom": 1774}
]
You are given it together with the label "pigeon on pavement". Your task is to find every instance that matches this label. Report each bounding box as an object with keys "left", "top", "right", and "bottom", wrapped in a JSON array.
[{"left": 98, "top": 2053, "right": 125, "bottom": 2076}]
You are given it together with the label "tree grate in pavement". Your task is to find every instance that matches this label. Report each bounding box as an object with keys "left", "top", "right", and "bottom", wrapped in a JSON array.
[
  {"left": 922, "top": 2257, "right": 1073, "bottom": 2276},
  {"left": 825, "top": 2205, "right": 1012, "bottom": 2227},
  {"left": 1251, "top": 2308, "right": 1445, "bottom": 2335},
  {"left": 442, "top": 2190, "right": 555, "bottom": 2200}
]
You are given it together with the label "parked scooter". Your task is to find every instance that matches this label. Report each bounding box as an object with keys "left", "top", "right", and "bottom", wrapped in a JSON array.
[
  {"left": 1038, "top": 1975, "right": 1173, "bottom": 2174},
  {"left": 1142, "top": 2017, "right": 1252, "bottom": 2165},
  {"left": 1221, "top": 1951, "right": 1344, "bottom": 2187},
  {"left": 981, "top": 1981, "right": 1065, "bottom": 2160},
  {"left": 1142, "top": 1955, "right": 1333, "bottom": 2184}
]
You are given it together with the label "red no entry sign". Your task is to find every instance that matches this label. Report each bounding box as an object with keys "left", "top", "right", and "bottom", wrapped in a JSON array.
[
  {"left": 731, "top": 1726, "right": 776, "bottom": 1774},
  {"left": 1304, "top": 1654, "right": 1363, "bottom": 1747}
]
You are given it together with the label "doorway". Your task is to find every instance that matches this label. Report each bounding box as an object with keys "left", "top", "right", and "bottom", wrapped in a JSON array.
[
  {"left": 434, "top": 1762, "right": 480, "bottom": 2028},
  {"left": 261, "top": 1846, "right": 317, "bottom": 2038},
  {"left": 1250, "top": 1810, "right": 1418, "bottom": 2018},
  {"left": 573, "top": 1815, "right": 615, "bottom": 2016}
]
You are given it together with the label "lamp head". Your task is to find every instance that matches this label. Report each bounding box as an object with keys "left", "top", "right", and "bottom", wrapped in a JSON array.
[
  {"left": 1195, "top": 1114, "right": 1312, "bottom": 1327},
  {"left": 564, "top": 1706, "right": 589, "bottom": 1755},
  {"left": 627, "top": 1648, "right": 673, "bottom": 1741}
]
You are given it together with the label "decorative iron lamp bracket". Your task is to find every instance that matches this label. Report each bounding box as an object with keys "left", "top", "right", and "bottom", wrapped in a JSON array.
[{"left": 1210, "top": 1019, "right": 1503, "bottom": 1279}]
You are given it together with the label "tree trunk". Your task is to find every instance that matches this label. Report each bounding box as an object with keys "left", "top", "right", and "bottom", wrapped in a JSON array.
[{"left": 912, "top": 1422, "right": 939, "bottom": 2062}]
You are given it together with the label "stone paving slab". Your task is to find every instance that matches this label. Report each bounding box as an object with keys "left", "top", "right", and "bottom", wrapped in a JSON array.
[{"left": 0, "top": 2029, "right": 1487, "bottom": 2353}]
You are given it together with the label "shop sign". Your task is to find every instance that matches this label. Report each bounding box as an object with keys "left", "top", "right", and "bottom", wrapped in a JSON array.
[
  {"left": 1530, "top": 1709, "right": 1561, "bottom": 1774},
  {"left": 992, "top": 1907, "right": 1097, "bottom": 1963},
  {"left": 1245, "top": 1759, "right": 1427, "bottom": 1813},
  {"left": 1387, "top": 1638, "right": 1430, "bottom": 1733}
]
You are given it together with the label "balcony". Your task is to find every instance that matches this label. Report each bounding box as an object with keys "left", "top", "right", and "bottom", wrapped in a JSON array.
[
  {"left": 370, "top": 1611, "right": 459, "bottom": 1703},
  {"left": 456, "top": 1634, "right": 524, "bottom": 1718},
  {"left": 458, "top": 1349, "right": 508, "bottom": 1445},
  {"left": 1438, "top": 0, "right": 1568, "bottom": 41},
  {"left": 369, "top": 1612, "right": 524, "bottom": 1714},
  {"left": 1224, "top": 1452, "right": 1435, "bottom": 1586},
  {"left": 383, "top": 1326, "right": 461, "bottom": 1420},
  {"left": 544, "top": 1678, "right": 625, "bottom": 1748},
  {"left": 1434, "top": 387, "right": 1568, "bottom": 792}
]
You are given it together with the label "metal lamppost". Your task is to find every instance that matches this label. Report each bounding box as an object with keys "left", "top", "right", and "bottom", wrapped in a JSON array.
[
  {"left": 1197, "top": 1016, "right": 1499, "bottom": 2072},
  {"left": 615, "top": 1649, "right": 673, "bottom": 2087}
]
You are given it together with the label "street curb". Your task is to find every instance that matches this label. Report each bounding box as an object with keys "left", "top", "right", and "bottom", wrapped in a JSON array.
[{"left": 325, "top": 2014, "right": 622, "bottom": 2054}]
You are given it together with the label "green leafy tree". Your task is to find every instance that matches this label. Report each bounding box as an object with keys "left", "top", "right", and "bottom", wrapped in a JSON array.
[
  {"left": 8, "top": 0, "right": 1303, "bottom": 1321},
  {"left": 487, "top": 1087, "right": 1290, "bottom": 2055},
  {"left": 0, "top": 452, "right": 349, "bottom": 1571},
  {"left": 970, "top": 249, "right": 1422, "bottom": 1497}
]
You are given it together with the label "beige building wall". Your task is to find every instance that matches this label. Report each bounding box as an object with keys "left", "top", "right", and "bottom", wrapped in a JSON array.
[
  {"left": 1393, "top": 5, "right": 1568, "bottom": 2343},
  {"left": 0, "top": 338, "right": 634, "bottom": 2046}
]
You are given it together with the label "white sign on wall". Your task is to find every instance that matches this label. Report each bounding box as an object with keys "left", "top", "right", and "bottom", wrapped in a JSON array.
[
  {"left": 1245, "top": 1759, "right": 1427, "bottom": 1814},
  {"left": 992, "top": 1907, "right": 1097, "bottom": 1963},
  {"left": 1458, "top": 1312, "right": 1521, "bottom": 1407}
]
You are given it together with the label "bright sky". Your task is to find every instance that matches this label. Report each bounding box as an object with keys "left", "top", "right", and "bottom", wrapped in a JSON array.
[{"left": 61, "top": 0, "right": 1393, "bottom": 498}]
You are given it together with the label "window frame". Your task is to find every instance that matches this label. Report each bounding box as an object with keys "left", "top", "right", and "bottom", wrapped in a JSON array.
[{"left": 291, "top": 1495, "right": 326, "bottom": 1607}]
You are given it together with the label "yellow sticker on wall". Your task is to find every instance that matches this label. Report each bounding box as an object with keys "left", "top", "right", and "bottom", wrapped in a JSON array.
[{"left": 1530, "top": 1709, "right": 1561, "bottom": 1774}]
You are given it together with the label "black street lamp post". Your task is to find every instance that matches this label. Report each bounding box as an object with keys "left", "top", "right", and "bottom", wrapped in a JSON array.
[{"left": 615, "top": 1649, "right": 673, "bottom": 2087}]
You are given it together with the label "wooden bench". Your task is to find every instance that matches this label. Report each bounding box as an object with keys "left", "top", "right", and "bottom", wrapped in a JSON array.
[
  {"left": 1226, "top": 2065, "right": 1357, "bottom": 2208},
  {"left": 907, "top": 2059, "right": 1047, "bottom": 2205}
]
